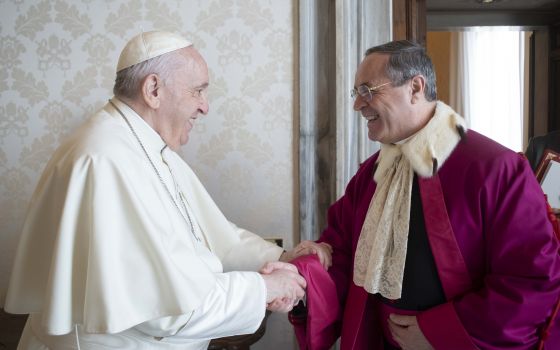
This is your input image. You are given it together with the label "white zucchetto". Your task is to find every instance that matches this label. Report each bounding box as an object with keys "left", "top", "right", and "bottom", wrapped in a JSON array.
[{"left": 116, "top": 31, "right": 193, "bottom": 72}]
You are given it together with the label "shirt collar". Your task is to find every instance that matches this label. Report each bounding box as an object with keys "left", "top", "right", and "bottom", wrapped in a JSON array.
[{"left": 109, "top": 97, "right": 167, "bottom": 154}]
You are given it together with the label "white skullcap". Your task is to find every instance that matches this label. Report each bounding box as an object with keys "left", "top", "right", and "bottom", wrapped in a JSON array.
[{"left": 116, "top": 31, "right": 193, "bottom": 72}]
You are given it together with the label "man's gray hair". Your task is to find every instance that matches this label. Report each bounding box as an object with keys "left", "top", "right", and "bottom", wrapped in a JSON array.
[
  {"left": 113, "top": 51, "right": 184, "bottom": 99},
  {"left": 365, "top": 40, "right": 437, "bottom": 101}
]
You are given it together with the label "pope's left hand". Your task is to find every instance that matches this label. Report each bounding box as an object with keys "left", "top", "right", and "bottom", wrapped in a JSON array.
[
  {"left": 388, "top": 314, "right": 434, "bottom": 350},
  {"left": 279, "top": 240, "right": 333, "bottom": 270}
]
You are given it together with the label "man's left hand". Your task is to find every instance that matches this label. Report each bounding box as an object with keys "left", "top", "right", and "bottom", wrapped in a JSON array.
[
  {"left": 388, "top": 314, "right": 434, "bottom": 350},
  {"left": 279, "top": 240, "right": 333, "bottom": 270}
]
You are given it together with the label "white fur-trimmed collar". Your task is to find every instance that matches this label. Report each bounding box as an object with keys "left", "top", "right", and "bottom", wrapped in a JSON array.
[{"left": 374, "top": 101, "right": 467, "bottom": 182}]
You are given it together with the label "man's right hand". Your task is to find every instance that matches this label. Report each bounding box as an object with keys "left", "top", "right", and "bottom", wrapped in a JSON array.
[{"left": 260, "top": 261, "right": 306, "bottom": 313}]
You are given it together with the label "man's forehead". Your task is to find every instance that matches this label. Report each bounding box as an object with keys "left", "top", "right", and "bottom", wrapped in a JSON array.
[
  {"left": 178, "top": 48, "right": 209, "bottom": 87},
  {"left": 178, "top": 47, "right": 207, "bottom": 72},
  {"left": 354, "top": 53, "right": 388, "bottom": 85}
]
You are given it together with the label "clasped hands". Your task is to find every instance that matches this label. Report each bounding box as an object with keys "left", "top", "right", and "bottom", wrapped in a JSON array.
[{"left": 260, "top": 240, "right": 332, "bottom": 312}]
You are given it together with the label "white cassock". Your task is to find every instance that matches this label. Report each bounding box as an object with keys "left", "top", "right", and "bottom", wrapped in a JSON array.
[{"left": 4, "top": 98, "right": 284, "bottom": 350}]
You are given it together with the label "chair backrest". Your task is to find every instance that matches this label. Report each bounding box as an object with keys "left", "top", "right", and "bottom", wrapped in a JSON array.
[{"left": 525, "top": 130, "right": 560, "bottom": 172}]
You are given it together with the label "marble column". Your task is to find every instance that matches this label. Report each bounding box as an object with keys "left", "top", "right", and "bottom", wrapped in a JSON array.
[{"left": 299, "top": 0, "right": 392, "bottom": 241}]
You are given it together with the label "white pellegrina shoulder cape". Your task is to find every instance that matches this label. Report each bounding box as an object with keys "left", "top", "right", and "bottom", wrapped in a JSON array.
[{"left": 4, "top": 98, "right": 282, "bottom": 336}]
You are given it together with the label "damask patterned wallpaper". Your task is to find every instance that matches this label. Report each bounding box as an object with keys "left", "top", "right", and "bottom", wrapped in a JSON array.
[{"left": 0, "top": 1, "right": 295, "bottom": 345}]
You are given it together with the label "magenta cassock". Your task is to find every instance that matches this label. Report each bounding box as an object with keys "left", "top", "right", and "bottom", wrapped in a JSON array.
[{"left": 290, "top": 130, "right": 560, "bottom": 350}]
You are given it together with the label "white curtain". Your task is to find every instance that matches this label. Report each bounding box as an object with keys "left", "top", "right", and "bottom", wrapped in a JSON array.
[{"left": 450, "top": 29, "right": 525, "bottom": 152}]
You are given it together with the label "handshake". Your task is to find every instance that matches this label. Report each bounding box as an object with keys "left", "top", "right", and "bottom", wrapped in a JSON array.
[{"left": 259, "top": 240, "right": 332, "bottom": 313}]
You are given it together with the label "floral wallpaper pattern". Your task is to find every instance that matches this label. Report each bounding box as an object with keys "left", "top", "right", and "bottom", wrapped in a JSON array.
[{"left": 0, "top": 0, "right": 295, "bottom": 347}]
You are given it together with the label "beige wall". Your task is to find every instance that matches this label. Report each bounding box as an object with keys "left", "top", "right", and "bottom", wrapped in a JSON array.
[
  {"left": 0, "top": 1, "right": 296, "bottom": 348},
  {"left": 426, "top": 31, "right": 451, "bottom": 104}
]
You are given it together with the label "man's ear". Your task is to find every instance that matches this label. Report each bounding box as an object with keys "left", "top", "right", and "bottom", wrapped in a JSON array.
[
  {"left": 142, "top": 74, "right": 162, "bottom": 109},
  {"left": 410, "top": 75, "right": 426, "bottom": 103}
]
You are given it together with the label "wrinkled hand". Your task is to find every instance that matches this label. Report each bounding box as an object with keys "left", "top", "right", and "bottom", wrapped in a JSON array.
[
  {"left": 280, "top": 240, "right": 333, "bottom": 270},
  {"left": 260, "top": 261, "right": 299, "bottom": 274},
  {"left": 388, "top": 314, "right": 434, "bottom": 350},
  {"left": 265, "top": 297, "right": 299, "bottom": 313},
  {"left": 260, "top": 261, "right": 306, "bottom": 313}
]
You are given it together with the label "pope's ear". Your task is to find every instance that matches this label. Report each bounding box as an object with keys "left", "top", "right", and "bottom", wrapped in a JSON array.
[{"left": 141, "top": 74, "right": 162, "bottom": 109}]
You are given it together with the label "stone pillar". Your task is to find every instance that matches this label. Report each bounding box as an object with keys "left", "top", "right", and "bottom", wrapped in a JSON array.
[{"left": 299, "top": 0, "right": 392, "bottom": 241}]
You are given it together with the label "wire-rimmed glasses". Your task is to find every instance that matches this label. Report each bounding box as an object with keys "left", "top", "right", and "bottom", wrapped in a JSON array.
[{"left": 350, "top": 81, "right": 391, "bottom": 101}]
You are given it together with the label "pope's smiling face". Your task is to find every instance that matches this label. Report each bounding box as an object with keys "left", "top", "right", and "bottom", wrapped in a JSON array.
[
  {"left": 352, "top": 53, "right": 417, "bottom": 144},
  {"left": 160, "top": 47, "right": 209, "bottom": 150}
]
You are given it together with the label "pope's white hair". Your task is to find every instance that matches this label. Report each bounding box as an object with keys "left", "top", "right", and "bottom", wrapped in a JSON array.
[{"left": 113, "top": 50, "right": 185, "bottom": 99}]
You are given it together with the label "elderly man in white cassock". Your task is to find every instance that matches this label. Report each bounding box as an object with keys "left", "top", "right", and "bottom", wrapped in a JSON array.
[{"left": 4, "top": 31, "right": 332, "bottom": 350}]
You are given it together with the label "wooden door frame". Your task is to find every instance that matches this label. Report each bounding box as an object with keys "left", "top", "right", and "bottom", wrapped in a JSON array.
[{"left": 393, "top": 0, "right": 427, "bottom": 45}]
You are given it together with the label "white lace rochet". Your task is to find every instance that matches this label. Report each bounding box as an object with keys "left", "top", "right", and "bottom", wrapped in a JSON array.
[{"left": 353, "top": 101, "right": 466, "bottom": 299}]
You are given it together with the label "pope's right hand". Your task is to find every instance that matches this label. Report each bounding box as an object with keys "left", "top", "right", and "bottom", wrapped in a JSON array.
[{"left": 260, "top": 261, "right": 306, "bottom": 313}]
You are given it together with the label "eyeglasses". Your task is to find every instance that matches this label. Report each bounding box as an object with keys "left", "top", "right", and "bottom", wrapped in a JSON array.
[{"left": 350, "top": 81, "right": 391, "bottom": 101}]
